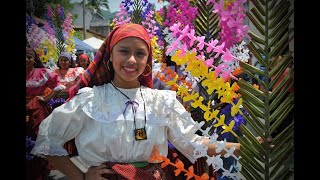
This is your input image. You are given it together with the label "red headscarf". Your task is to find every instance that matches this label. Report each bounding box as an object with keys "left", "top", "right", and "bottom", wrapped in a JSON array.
[
  {"left": 78, "top": 54, "right": 90, "bottom": 62},
  {"left": 68, "top": 23, "right": 153, "bottom": 100}
]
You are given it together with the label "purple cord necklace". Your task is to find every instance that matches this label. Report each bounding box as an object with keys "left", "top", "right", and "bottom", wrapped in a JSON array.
[{"left": 110, "top": 81, "right": 147, "bottom": 141}]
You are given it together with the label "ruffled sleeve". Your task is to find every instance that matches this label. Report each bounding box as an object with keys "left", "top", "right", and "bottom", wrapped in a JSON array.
[
  {"left": 159, "top": 90, "right": 204, "bottom": 163},
  {"left": 31, "top": 87, "right": 93, "bottom": 157},
  {"left": 45, "top": 68, "right": 66, "bottom": 91}
]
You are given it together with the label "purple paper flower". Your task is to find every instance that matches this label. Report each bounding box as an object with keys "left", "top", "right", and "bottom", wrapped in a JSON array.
[
  {"left": 26, "top": 136, "right": 35, "bottom": 149},
  {"left": 26, "top": 153, "right": 34, "bottom": 160},
  {"left": 48, "top": 98, "right": 66, "bottom": 109},
  {"left": 26, "top": 15, "right": 37, "bottom": 32},
  {"left": 218, "top": 99, "right": 247, "bottom": 140},
  {"left": 168, "top": 141, "right": 175, "bottom": 150}
]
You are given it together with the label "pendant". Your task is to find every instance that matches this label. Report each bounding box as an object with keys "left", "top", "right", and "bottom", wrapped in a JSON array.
[{"left": 134, "top": 128, "right": 147, "bottom": 140}]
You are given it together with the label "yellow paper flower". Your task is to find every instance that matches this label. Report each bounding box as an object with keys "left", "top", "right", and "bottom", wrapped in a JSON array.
[
  {"left": 231, "top": 98, "right": 242, "bottom": 116},
  {"left": 221, "top": 120, "right": 235, "bottom": 134},
  {"left": 214, "top": 114, "right": 226, "bottom": 128}
]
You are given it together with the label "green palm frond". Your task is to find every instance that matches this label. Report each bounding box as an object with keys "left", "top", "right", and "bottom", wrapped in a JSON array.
[
  {"left": 238, "top": 0, "right": 294, "bottom": 179},
  {"left": 194, "top": 0, "right": 220, "bottom": 62},
  {"left": 131, "top": 0, "right": 143, "bottom": 24}
]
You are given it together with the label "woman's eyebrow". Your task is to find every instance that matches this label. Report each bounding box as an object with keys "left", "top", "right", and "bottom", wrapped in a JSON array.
[
  {"left": 117, "top": 46, "right": 147, "bottom": 52},
  {"left": 118, "top": 45, "right": 129, "bottom": 49}
]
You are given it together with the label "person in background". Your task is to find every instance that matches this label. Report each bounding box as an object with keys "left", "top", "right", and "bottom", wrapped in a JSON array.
[
  {"left": 26, "top": 47, "right": 66, "bottom": 180},
  {"left": 31, "top": 23, "right": 270, "bottom": 180},
  {"left": 50, "top": 51, "right": 85, "bottom": 157},
  {"left": 270, "top": 55, "right": 294, "bottom": 137},
  {"left": 50, "top": 51, "right": 85, "bottom": 108},
  {"left": 77, "top": 53, "right": 91, "bottom": 70}
]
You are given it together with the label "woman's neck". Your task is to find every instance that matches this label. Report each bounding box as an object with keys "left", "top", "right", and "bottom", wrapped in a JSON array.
[
  {"left": 111, "top": 80, "right": 140, "bottom": 89},
  {"left": 60, "top": 67, "right": 69, "bottom": 71},
  {"left": 26, "top": 66, "right": 34, "bottom": 73}
]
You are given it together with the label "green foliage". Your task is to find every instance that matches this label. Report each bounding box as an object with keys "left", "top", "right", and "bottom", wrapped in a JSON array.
[
  {"left": 74, "top": 31, "right": 84, "bottom": 40},
  {"left": 86, "top": 0, "right": 109, "bottom": 14},
  {"left": 131, "top": 0, "right": 144, "bottom": 24},
  {"left": 238, "top": 0, "right": 294, "bottom": 179},
  {"left": 26, "top": 0, "right": 73, "bottom": 18}
]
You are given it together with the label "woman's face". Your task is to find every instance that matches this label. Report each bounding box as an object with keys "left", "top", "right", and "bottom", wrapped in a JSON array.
[
  {"left": 26, "top": 50, "right": 35, "bottom": 69},
  {"left": 111, "top": 37, "right": 149, "bottom": 87},
  {"left": 58, "top": 56, "right": 71, "bottom": 70},
  {"left": 79, "top": 58, "right": 89, "bottom": 69}
]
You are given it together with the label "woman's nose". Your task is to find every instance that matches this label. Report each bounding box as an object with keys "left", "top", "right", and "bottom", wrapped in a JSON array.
[{"left": 128, "top": 54, "right": 137, "bottom": 63}]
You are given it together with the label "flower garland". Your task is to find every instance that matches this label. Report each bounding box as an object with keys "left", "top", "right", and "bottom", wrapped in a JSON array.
[
  {"left": 152, "top": 8, "right": 250, "bottom": 178},
  {"left": 209, "top": 0, "right": 250, "bottom": 49},
  {"left": 42, "top": 4, "right": 77, "bottom": 63},
  {"left": 111, "top": 3, "right": 131, "bottom": 27},
  {"left": 219, "top": 98, "right": 248, "bottom": 140},
  {"left": 163, "top": 0, "right": 198, "bottom": 31},
  {"left": 26, "top": 136, "right": 35, "bottom": 160},
  {"left": 150, "top": 148, "right": 212, "bottom": 180}
]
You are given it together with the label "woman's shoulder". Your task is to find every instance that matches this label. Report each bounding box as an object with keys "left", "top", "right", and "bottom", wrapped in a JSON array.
[
  {"left": 31, "top": 68, "right": 56, "bottom": 80},
  {"left": 76, "top": 84, "right": 108, "bottom": 98},
  {"left": 35, "top": 67, "right": 52, "bottom": 74},
  {"left": 73, "top": 67, "right": 85, "bottom": 73},
  {"left": 144, "top": 87, "right": 176, "bottom": 96},
  {"left": 143, "top": 87, "right": 177, "bottom": 104}
]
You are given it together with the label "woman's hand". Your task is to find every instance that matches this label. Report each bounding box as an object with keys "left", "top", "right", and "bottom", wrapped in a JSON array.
[
  {"left": 85, "top": 164, "right": 116, "bottom": 180},
  {"left": 257, "top": 136, "right": 275, "bottom": 149},
  {"left": 37, "top": 96, "right": 46, "bottom": 102}
]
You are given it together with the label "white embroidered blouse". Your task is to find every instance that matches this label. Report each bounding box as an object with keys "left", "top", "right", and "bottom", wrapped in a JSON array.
[{"left": 31, "top": 83, "right": 204, "bottom": 168}]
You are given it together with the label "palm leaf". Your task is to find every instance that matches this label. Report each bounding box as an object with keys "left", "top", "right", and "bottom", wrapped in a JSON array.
[
  {"left": 131, "top": 0, "right": 143, "bottom": 24},
  {"left": 238, "top": 0, "right": 294, "bottom": 179},
  {"left": 194, "top": 0, "right": 220, "bottom": 62}
]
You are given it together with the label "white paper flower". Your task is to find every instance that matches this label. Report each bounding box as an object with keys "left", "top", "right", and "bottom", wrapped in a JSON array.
[
  {"left": 215, "top": 139, "right": 227, "bottom": 153},
  {"left": 192, "top": 143, "right": 208, "bottom": 159}
]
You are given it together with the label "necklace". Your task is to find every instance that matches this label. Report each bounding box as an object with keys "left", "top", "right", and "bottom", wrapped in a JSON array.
[
  {"left": 110, "top": 81, "right": 147, "bottom": 141},
  {"left": 59, "top": 69, "right": 68, "bottom": 80}
]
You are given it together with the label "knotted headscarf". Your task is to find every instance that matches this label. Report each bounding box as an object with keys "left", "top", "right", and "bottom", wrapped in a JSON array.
[
  {"left": 78, "top": 53, "right": 90, "bottom": 62},
  {"left": 59, "top": 51, "right": 72, "bottom": 61},
  {"left": 68, "top": 23, "right": 153, "bottom": 100},
  {"left": 58, "top": 51, "right": 76, "bottom": 68}
]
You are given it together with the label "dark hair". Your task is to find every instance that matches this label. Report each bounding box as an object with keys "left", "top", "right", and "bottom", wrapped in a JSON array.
[
  {"left": 77, "top": 53, "right": 90, "bottom": 68},
  {"left": 26, "top": 47, "right": 45, "bottom": 68},
  {"left": 57, "top": 54, "right": 76, "bottom": 68}
]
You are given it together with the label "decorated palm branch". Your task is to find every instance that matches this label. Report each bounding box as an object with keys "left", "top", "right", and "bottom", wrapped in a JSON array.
[
  {"left": 26, "top": 4, "right": 76, "bottom": 70},
  {"left": 110, "top": 0, "right": 294, "bottom": 179},
  {"left": 237, "top": 0, "right": 294, "bottom": 179}
]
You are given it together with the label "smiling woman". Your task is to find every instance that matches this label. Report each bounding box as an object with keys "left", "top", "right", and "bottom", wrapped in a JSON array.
[
  {"left": 31, "top": 23, "right": 244, "bottom": 180},
  {"left": 110, "top": 37, "right": 149, "bottom": 87},
  {"left": 26, "top": 47, "right": 66, "bottom": 180}
]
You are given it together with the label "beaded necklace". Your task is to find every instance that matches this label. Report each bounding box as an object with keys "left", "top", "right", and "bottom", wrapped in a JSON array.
[
  {"left": 110, "top": 81, "right": 147, "bottom": 141},
  {"left": 59, "top": 69, "right": 68, "bottom": 80}
]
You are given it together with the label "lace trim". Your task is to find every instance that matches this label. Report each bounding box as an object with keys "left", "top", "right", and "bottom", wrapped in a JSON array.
[
  {"left": 58, "top": 67, "right": 84, "bottom": 83},
  {"left": 31, "top": 145, "right": 69, "bottom": 158},
  {"left": 26, "top": 69, "right": 51, "bottom": 87}
]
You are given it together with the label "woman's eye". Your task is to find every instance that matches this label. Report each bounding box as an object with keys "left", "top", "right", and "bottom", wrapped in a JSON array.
[
  {"left": 137, "top": 52, "right": 146, "bottom": 56},
  {"left": 119, "top": 50, "right": 128, "bottom": 54}
]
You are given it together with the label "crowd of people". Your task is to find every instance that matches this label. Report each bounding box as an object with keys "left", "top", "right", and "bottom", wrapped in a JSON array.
[{"left": 26, "top": 48, "right": 91, "bottom": 179}]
